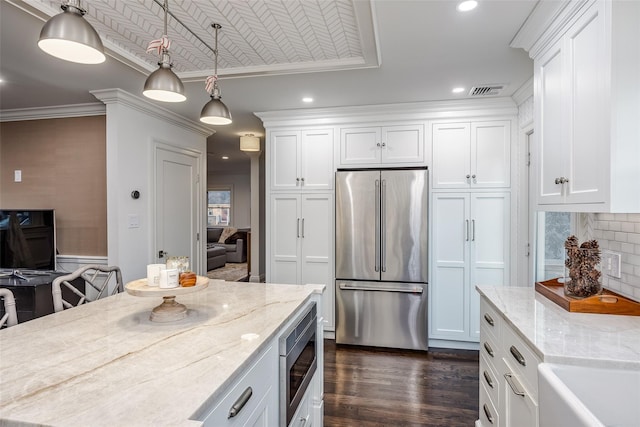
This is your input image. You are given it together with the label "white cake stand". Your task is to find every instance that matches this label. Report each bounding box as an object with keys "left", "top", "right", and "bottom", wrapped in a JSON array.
[{"left": 125, "top": 276, "right": 209, "bottom": 322}]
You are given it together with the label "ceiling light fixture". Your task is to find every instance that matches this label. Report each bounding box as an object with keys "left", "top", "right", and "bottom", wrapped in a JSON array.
[
  {"left": 143, "top": 0, "right": 186, "bottom": 103},
  {"left": 240, "top": 134, "right": 260, "bottom": 152},
  {"left": 452, "top": 87, "right": 465, "bottom": 94},
  {"left": 200, "top": 23, "right": 232, "bottom": 125},
  {"left": 302, "top": 97, "right": 314, "bottom": 103},
  {"left": 38, "top": 0, "right": 105, "bottom": 64},
  {"left": 222, "top": 156, "right": 229, "bottom": 160},
  {"left": 457, "top": 0, "right": 478, "bottom": 12}
]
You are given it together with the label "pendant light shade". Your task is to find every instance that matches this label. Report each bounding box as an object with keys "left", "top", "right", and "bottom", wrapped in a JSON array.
[
  {"left": 200, "top": 23, "right": 232, "bottom": 125},
  {"left": 38, "top": 2, "right": 105, "bottom": 64},
  {"left": 240, "top": 134, "right": 260, "bottom": 152},
  {"left": 143, "top": 0, "right": 186, "bottom": 103},
  {"left": 143, "top": 54, "right": 186, "bottom": 102}
]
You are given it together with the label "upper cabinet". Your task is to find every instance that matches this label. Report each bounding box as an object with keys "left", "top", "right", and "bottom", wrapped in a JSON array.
[
  {"left": 270, "top": 128, "right": 334, "bottom": 191},
  {"left": 432, "top": 121, "right": 511, "bottom": 189},
  {"left": 514, "top": 0, "right": 640, "bottom": 212},
  {"left": 339, "top": 124, "right": 425, "bottom": 167}
]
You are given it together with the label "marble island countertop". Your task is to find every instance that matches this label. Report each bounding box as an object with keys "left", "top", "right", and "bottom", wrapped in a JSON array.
[
  {"left": 477, "top": 285, "right": 640, "bottom": 370},
  {"left": 0, "top": 280, "right": 323, "bottom": 426}
]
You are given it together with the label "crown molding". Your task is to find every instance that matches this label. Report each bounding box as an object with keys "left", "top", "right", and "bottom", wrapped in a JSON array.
[
  {"left": 255, "top": 98, "right": 518, "bottom": 128},
  {"left": 512, "top": 77, "right": 534, "bottom": 106},
  {"left": 90, "top": 89, "right": 214, "bottom": 137},
  {"left": 0, "top": 103, "right": 106, "bottom": 122}
]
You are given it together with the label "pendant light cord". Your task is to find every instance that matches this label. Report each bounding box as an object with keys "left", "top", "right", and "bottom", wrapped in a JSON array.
[
  {"left": 163, "top": 0, "right": 168, "bottom": 37},
  {"left": 151, "top": 0, "right": 216, "bottom": 54}
]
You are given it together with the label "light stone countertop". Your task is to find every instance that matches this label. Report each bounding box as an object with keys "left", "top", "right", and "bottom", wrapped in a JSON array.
[
  {"left": 477, "top": 285, "right": 640, "bottom": 370},
  {"left": 0, "top": 280, "right": 323, "bottom": 427}
]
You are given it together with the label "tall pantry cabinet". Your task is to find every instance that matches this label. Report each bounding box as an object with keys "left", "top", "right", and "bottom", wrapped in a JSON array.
[
  {"left": 430, "top": 119, "right": 513, "bottom": 346},
  {"left": 266, "top": 128, "right": 335, "bottom": 331}
]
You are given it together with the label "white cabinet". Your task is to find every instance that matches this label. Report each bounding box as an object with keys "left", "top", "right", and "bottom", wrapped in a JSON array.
[
  {"left": 269, "top": 193, "right": 334, "bottom": 331},
  {"left": 200, "top": 344, "right": 278, "bottom": 427},
  {"left": 478, "top": 297, "right": 541, "bottom": 427},
  {"left": 528, "top": 0, "right": 640, "bottom": 212},
  {"left": 430, "top": 193, "right": 510, "bottom": 343},
  {"left": 339, "top": 124, "right": 424, "bottom": 167},
  {"left": 432, "top": 121, "right": 511, "bottom": 189},
  {"left": 270, "top": 129, "right": 334, "bottom": 191}
]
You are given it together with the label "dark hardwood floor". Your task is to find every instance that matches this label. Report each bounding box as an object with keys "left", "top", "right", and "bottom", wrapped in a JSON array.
[{"left": 324, "top": 340, "right": 479, "bottom": 427}]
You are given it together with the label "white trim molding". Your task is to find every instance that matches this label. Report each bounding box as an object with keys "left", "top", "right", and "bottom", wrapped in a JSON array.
[
  {"left": 90, "top": 89, "right": 214, "bottom": 138},
  {"left": 0, "top": 103, "right": 106, "bottom": 122},
  {"left": 56, "top": 254, "right": 109, "bottom": 274}
]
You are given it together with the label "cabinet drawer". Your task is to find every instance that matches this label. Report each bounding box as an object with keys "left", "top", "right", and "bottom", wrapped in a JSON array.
[
  {"left": 480, "top": 298, "right": 502, "bottom": 342},
  {"left": 479, "top": 352, "right": 500, "bottom": 407},
  {"left": 502, "top": 324, "right": 541, "bottom": 398},
  {"left": 479, "top": 381, "right": 500, "bottom": 427},
  {"left": 480, "top": 324, "right": 500, "bottom": 364},
  {"left": 199, "top": 344, "right": 278, "bottom": 426}
]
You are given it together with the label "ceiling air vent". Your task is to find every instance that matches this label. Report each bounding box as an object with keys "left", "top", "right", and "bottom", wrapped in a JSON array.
[{"left": 469, "top": 84, "right": 505, "bottom": 96}]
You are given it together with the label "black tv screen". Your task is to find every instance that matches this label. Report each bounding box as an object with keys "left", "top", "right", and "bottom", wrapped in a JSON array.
[{"left": 0, "top": 209, "right": 57, "bottom": 271}]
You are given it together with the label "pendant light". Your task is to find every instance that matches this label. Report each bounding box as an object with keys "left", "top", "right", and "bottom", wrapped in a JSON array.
[
  {"left": 143, "top": 0, "right": 186, "bottom": 103},
  {"left": 200, "top": 23, "right": 232, "bottom": 125},
  {"left": 240, "top": 134, "right": 260, "bottom": 152},
  {"left": 38, "top": 1, "right": 105, "bottom": 64}
]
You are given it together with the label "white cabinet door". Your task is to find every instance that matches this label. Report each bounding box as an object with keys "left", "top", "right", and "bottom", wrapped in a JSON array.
[
  {"left": 381, "top": 124, "right": 424, "bottom": 164},
  {"left": 300, "top": 129, "right": 334, "bottom": 191},
  {"left": 270, "top": 194, "right": 300, "bottom": 284},
  {"left": 535, "top": 38, "right": 565, "bottom": 205},
  {"left": 469, "top": 193, "right": 510, "bottom": 340},
  {"left": 472, "top": 121, "right": 511, "bottom": 188},
  {"left": 301, "top": 193, "right": 334, "bottom": 330},
  {"left": 271, "top": 131, "right": 301, "bottom": 191},
  {"left": 433, "top": 121, "right": 510, "bottom": 189},
  {"left": 431, "top": 192, "right": 510, "bottom": 343},
  {"left": 503, "top": 367, "right": 538, "bottom": 427},
  {"left": 340, "top": 127, "right": 381, "bottom": 165},
  {"left": 432, "top": 123, "right": 471, "bottom": 188},
  {"left": 431, "top": 193, "right": 470, "bottom": 340}
]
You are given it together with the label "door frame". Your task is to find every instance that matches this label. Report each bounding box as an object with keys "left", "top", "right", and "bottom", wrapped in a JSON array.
[{"left": 151, "top": 141, "right": 204, "bottom": 274}]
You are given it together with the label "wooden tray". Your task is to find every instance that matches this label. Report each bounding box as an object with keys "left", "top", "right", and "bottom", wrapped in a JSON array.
[{"left": 535, "top": 278, "right": 640, "bottom": 316}]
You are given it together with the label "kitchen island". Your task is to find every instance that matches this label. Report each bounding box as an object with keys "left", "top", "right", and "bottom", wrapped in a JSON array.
[{"left": 0, "top": 280, "right": 324, "bottom": 426}]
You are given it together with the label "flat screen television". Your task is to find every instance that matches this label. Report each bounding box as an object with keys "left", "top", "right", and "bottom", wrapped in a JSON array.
[{"left": 0, "top": 209, "right": 57, "bottom": 271}]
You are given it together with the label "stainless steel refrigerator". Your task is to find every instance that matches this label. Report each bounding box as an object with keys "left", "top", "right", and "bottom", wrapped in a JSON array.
[{"left": 335, "top": 168, "right": 429, "bottom": 350}]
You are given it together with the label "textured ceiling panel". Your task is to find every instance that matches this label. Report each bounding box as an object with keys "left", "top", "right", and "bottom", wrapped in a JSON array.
[{"left": 29, "top": 0, "right": 377, "bottom": 79}]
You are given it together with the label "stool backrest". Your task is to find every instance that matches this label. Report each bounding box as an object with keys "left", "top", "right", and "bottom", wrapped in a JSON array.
[
  {"left": 0, "top": 288, "right": 18, "bottom": 327},
  {"left": 52, "top": 265, "right": 124, "bottom": 312}
]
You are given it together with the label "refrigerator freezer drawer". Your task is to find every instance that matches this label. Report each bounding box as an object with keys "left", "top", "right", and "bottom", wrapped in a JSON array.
[{"left": 335, "top": 280, "right": 428, "bottom": 351}]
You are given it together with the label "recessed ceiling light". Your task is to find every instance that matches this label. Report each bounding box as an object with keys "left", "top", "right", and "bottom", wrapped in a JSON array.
[
  {"left": 302, "top": 97, "right": 313, "bottom": 103},
  {"left": 452, "top": 87, "right": 465, "bottom": 94},
  {"left": 221, "top": 156, "right": 229, "bottom": 160},
  {"left": 457, "top": 0, "right": 478, "bottom": 12}
]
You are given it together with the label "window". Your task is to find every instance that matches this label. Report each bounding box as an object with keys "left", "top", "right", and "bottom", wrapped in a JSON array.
[
  {"left": 535, "top": 211, "right": 573, "bottom": 281},
  {"left": 207, "top": 189, "right": 231, "bottom": 226}
]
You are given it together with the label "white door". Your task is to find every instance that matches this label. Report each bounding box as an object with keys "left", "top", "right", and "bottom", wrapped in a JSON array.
[
  {"left": 469, "top": 193, "right": 510, "bottom": 339},
  {"left": 270, "top": 194, "right": 300, "bottom": 284},
  {"left": 432, "top": 123, "right": 471, "bottom": 188},
  {"left": 301, "top": 193, "right": 334, "bottom": 329},
  {"left": 271, "top": 131, "right": 300, "bottom": 190},
  {"left": 301, "top": 129, "right": 334, "bottom": 190},
  {"left": 472, "top": 121, "right": 511, "bottom": 188},
  {"left": 155, "top": 146, "right": 200, "bottom": 271},
  {"left": 339, "top": 127, "right": 381, "bottom": 165},
  {"left": 381, "top": 124, "right": 424, "bottom": 164},
  {"left": 430, "top": 193, "right": 470, "bottom": 340}
]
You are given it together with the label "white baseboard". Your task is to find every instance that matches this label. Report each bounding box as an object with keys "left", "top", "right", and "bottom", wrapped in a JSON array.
[{"left": 428, "top": 339, "right": 480, "bottom": 351}]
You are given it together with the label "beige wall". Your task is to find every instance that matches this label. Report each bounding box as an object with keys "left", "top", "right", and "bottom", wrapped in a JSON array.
[{"left": 0, "top": 116, "right": 107, "bottom": 256}]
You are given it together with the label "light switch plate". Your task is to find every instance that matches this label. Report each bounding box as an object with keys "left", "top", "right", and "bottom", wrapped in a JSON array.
[
  {"left": 602, "top": 250, "right": 622, "bottom": 279},
  {"left": 14, "top": 170, "right": 22, "bottom": 182}
]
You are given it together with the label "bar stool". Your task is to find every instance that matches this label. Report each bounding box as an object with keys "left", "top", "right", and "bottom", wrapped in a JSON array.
[
  {"left": 0, "top": 288, "right": 18, "bottom": 327},
  {"left": 52, "top": 265, "right": 124, "bottom": 312}
]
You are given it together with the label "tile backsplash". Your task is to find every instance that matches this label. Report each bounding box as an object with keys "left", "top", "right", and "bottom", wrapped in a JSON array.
[{"left": 584, "top": 213, "right": 640, "bottom": 301}]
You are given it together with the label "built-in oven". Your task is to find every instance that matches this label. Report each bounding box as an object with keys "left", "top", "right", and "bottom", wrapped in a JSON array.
[{"left": 279, "top": 302, "right": 317, "bottom": 427}]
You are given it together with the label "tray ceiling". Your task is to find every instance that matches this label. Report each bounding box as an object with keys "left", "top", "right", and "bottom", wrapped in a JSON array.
[{"left": 16, "top": 0, "right": 379, "bottom": 80}]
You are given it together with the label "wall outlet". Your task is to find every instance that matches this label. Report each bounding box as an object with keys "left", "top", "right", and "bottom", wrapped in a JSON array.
[{"left": 602, "top": 250, "right": 622, "bottom": 279}]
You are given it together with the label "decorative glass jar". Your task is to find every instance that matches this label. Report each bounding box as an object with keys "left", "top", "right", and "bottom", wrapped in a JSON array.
[{"left": 564, "top": 246, "right": 601, "bottom": 298}]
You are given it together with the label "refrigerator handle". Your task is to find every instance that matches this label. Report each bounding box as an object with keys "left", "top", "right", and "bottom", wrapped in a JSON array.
[
  {"left": 297, "top": 218, "right": 300, "bottom": 238},
  {"left": 466, "top": 219, "right": 469, "bottom": 241},
  {"left": 375, "top": 179, "right": 380, "bottom": 272},
  {"left": 302, "top": 218, "right": 305, "bottom": 238},
  {"left": 381, "top": 179, "right": 387, "bottom": 272},
  {"left": 472, "top": 219, "right": 475, "bottom": 241}
]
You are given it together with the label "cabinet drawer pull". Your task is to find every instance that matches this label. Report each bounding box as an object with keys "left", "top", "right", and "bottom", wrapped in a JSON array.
[
  {"left": 299, "top": 414, "right": 310, "bottom": 426},
  {"left": 483, "top": 313, "right": 494, "bottom": 326},
  {"left": 483, "top": 404, "right": 494, "bottom": 424},
  {"left": 510, "top": 345, "right": 526, "bottom": 366},
  {"left": 228, "top": 386, "right": 253, "bottom": 418},
  {"left": 483, "top": 342, "right": 494, "bottom": 358},
  {"left": 504, "top": 373, "right": 526, "bottom": 397},
  {"left": 483, "top": 370, "right": 494, "bottom": 388}
]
